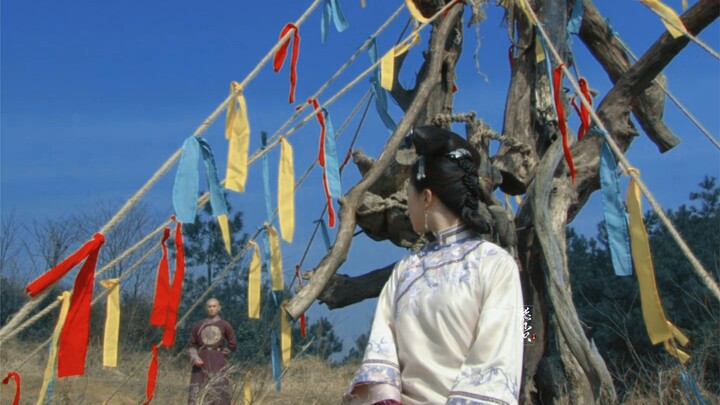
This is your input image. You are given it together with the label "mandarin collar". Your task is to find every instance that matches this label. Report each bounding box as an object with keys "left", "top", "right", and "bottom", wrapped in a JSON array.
[{"left": 434, "top": 223, "right": 474, "bottom": 246}]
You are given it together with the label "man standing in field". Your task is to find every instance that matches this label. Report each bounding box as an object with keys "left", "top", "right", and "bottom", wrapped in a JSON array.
[{"left": 187, "top": 298, "right": 237, "bottom": 405}]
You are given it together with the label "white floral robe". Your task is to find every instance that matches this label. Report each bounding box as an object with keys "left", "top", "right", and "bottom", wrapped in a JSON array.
[{"left": 345, "top": 224, "right": 524, "bottom": 405}]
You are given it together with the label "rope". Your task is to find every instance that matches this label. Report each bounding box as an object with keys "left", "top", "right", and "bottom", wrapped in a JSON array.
[
  {"left": 268, "top": 3, "right": 405, "bottom": 141},
  {"left": 614, "top": 35, "right": 720, "bottom": 149},
  {"left": 251, "top": 0, "right": 463, "bottom": 168},
  {"left": 4, "top": 1, "right": 323, "bottom": 338},
  {"left": 521, "top": 0, "right": 720, "bottom": 302},
  {"left": 643, "top": 5, "right": 719, "bottom": 60},
  {"left": 101, "top": 89, "right": 374, "bottom": 403}
]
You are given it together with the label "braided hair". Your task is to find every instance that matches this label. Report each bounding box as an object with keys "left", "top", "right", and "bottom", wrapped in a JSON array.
[{"left": 409, "top": 126, "right": 491, "bottom": 234}]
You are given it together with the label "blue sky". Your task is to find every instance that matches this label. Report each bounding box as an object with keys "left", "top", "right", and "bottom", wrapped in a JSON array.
[{"left": 2, "top": 1, "right": 718, "bottom": 357}]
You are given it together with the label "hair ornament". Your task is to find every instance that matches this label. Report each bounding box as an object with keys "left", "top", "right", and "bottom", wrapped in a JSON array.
[
  {"left": 446, "top": 148, "right": 471, "bottom": 160},
  {"left": 416, "top": 156, "right": 426, "bottom": 181}
]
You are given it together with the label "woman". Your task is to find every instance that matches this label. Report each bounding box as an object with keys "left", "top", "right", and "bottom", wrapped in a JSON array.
[{"left": 345, "top": 126, "right": 524, "bottom": 405}]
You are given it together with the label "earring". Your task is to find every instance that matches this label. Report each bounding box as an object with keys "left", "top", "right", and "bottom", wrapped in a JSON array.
[{"left": 424, "top": 208, "right": 429, "bottom": 233}]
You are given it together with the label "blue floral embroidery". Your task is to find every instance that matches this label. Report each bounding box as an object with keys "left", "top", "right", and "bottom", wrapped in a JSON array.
[
  {"left": 365, "top": 336, "right": 393, "bottom": 357},
  {"left": 353, "top": 362, "right": 401, "bottom": 389},
  {"left": 454, "top": 366, "right": 519, "bottom": 399}
]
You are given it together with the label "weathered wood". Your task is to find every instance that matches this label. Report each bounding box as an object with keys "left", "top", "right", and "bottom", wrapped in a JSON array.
[
  {"left": 313, "top": 263, "right": 396, "bottom": 309},
  {"left": 579, "top": 0, "right": 680, "bottom": 152},
  {"left": 285, "top": 5, "right": 464, "bottom": 319}
]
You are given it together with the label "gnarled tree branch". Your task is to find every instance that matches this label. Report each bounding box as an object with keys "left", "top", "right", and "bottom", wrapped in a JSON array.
[{"left": 286, "top": 5, "right": 464, "bottom": 319}]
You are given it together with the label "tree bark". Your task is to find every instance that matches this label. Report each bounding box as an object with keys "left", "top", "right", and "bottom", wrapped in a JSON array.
[{"left": 286, "top": 5, "right": 465, "bottom": 319}]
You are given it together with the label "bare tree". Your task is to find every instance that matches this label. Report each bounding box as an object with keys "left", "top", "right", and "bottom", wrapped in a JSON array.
[
  {"left": 0, "top": 209, "right": 22, "bottom": 280},
  {"left": 286, "top": 1, "right": 719, "bottom": 404}
]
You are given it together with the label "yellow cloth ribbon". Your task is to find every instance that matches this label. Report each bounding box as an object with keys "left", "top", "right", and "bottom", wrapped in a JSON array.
[
  {"left": 225, "top": 81, "right": 251, "bottom": 192},
  {"left": 627, "top": 175, "right": 690, "bottom": 363},
  {"left": 37, "top": 291, "right": 71, "bottom": 405},
  {"left": 517, "top": 0, "right": 537, "bottom": 25},
  {"left": 281, "top": 301, "right": 292, "bottom": 366},
  {"left": 681, "top": 0, "right": 688, "bottom": 10},
  {"left": 247, "top": 240, "right": 261, "bottom": 319},
  {"left": 218, "top": 214, "right": 232, "bottom": 255},
  {"left": 267, "top": 224, "right": 284, "bottom": 290},
  {"left": 100, "top": 279, "right": 121, "bottom": 368},
  {"left": 278, "top": 137, "right": 295, "bottom": 243},
  {"left": 639, "top": 0, "right": 688, "bottom": 38},
  {"left": 243, "top": 371, "right": 252, "bottom": 405},
  {"left": 535, "top": 35, "right": 545, "bottom": 63},
  {"left": 405, "top": 0, "right": 430, "bottom": 23},
  {"left": 360, "top": 0, "right": 366, "bottom": 8},
  {"left": 380, "top": 33, "right": 420, "bottom": 90}
]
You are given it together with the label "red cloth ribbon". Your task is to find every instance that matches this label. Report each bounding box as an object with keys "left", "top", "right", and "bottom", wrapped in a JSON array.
[
  {"left": 294, "top": 265, "right": 307, "bottom": 338},
  {"left": 552, "top": 64, "right": 576, "bottom": 184},
  {"left": 25, "top": 233, "right": 105, "bottom": 297},
  {"left": 570, "top": 77, "right": 592, "bottom": 141},
  {"left": 161, "top": 221, "right": 185, "bottom": 347},
  {"left": 273, "top": 23, "right": 301, "bottom": 104},
  {"left": 143, "top": 345, "right": 159, "bottom": 405},
  {"left": 150, "top": 228, "right": 172, "bottom": 327},
  {"left": 309, "top": 97, "right": 337, "bottom": 227},
  {"left": 339, "top": 147, "right": 353, "bottom": 173},
  {"left": 57, "top": 233, "right": 105, "bottom": 377},
  {"left": 452, "top": 82, "right": 458, "bottom": 94},
  {"left": 2, "top": 372, "right": 20, "bottom": 405}
]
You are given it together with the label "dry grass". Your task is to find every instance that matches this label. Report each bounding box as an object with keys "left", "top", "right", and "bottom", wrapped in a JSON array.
[
  {"left": 0, "top": 341, "right": 356, "bottom": 404},
  {"left": 2, "top": 338, "right": 716, "bottom": 404}
]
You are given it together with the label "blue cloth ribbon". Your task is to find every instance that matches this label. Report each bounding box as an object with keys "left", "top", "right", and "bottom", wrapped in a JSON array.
[
  {"left": 173, "top": 136, "right": 228, "bottom": 223},
  {"left": 315, "top": 218, "right": 332, "bottom": 251},
  {"left": 567, "top": 0, "right": 584, "bottom": 36},
  {"left": 535, "top": 28, "right": 557, "bottom": 113},
  {"left": 598, "top": 132, "right": 633, "bottom": 276},
  {"left": 368, "top": 37, "right": 397, "bottom": 133},
  {"left": 269, "top": 329, "right": 282, "bottom": 391},
  {"left": 321, "top": 0, "right": 349, "bottom": 43},
  {"left": 322, "top": 109, "right": 342, "bottom": 198},
  {"left": 261, "top": 132, "right": 274, "bottom": 223},
  {"left": 680, "top": 371, "right": 707, "bottom": 405}
]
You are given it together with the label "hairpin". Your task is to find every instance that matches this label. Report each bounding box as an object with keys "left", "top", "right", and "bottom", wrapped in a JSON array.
[
  {"left": 416, "top": 156, "right": 426, "bottom": 181},
  {"left": 446, "top": 148, "right": 471, "bottom": 160}
]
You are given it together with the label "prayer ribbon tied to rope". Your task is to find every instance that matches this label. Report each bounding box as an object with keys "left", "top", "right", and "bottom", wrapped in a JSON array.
[
  {"left": 381, "top": 33, "right": 420, "bottom": 91},
  {"left": 225, "top": 82, "right": 251, "bottom": 193},
  {"left": 627, "top": 172, "right": 690, "bottom": 363},
  {"left": 274, "top": 23, "right": 301, "bottom": 104},
  {"left": 405, "top": 0, "right": 430, "bottom": 23},
  {"left": 3, "top": 372, "right": 20, "bottom": 405},
  {"left": 552, "top": 64, "right": 576, "bottom": 183},
  {"left": 267, "top": 224, "right": 285, "bottom": 290},
  {"left": 24, "top": 232, "right": 106, "bottom": 377},
  {"left": 321, "top": 0, "right": 349, "bottom": 43},
  {"left": 37, "top": 292, "right": 70, "bottom": 405},
  {"left": 270, "top": 329, "right": 282, "bottom": 391},
  {"left": 247, "top": 240, "right": 262, "bottom": 319},
  {"left": 100, "top": 278, "right": 120, "bottom": 368},
  {"left": 173, "top": 136, "right": 232, "bottom": 255},
  {"left": 149, "top": 220, "right": 186, "bottom": 347},
  {"left": 570, "top": 78, "right": 593, "bottom": 141},
  {"left": 640, "top": 0, "right": 688, "bottom": 38},
  {"left": 309, "top": 98, "right": 342, "bottom": 227},
  {"left": 598, "top": 133, "right": 633, "bottom": 277},
  {"left": 143, "top": 344, "right": 159, "bottom": 405},
  {"left": 278, "top": 137, "right": 295, "bottom": 243},
  {"left": 368, "top": 37, "right": 397, "bottom": 133}
]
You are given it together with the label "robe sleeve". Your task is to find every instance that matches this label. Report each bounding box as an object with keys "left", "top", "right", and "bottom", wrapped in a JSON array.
[
  {"left": 446, "top": 254, "right": 524, "bottom": 405},
  {"left": 187, "top": 323, "right": 201, "bottom": 362},
  {"left": 224, "top": 321, "right": 237, "bottom": 352},
  {"left": 344, "top": 261, "right": 403, "bottom": 405}
]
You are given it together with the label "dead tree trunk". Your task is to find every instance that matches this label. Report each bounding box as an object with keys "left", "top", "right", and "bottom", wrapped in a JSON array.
[{"left": 288, "top": 0, "right": 719, "bottom": 403}]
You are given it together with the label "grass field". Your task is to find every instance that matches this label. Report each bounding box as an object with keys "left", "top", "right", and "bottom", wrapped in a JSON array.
[{"left": 0, "top": 341, "right": 357, "bottom": 404}]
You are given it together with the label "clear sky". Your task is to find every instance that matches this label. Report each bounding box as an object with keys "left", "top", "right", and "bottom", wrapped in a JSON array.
[{"left": 2, "top": 1, "right": 718, "bottom": 358}]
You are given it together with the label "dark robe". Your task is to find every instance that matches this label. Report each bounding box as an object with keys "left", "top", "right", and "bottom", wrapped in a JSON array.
[{"left": 187, "top": 316, "right": 237, "bottom": 405}]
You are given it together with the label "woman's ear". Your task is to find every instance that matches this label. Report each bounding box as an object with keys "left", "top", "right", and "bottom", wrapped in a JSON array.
[{"left": 423, "top": 188, "right": 433, "bottom": 208}]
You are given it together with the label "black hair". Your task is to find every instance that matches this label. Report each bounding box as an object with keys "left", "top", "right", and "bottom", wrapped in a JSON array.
[{"left": 409, "top": 126, "right": 491, "bottom": 234}]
